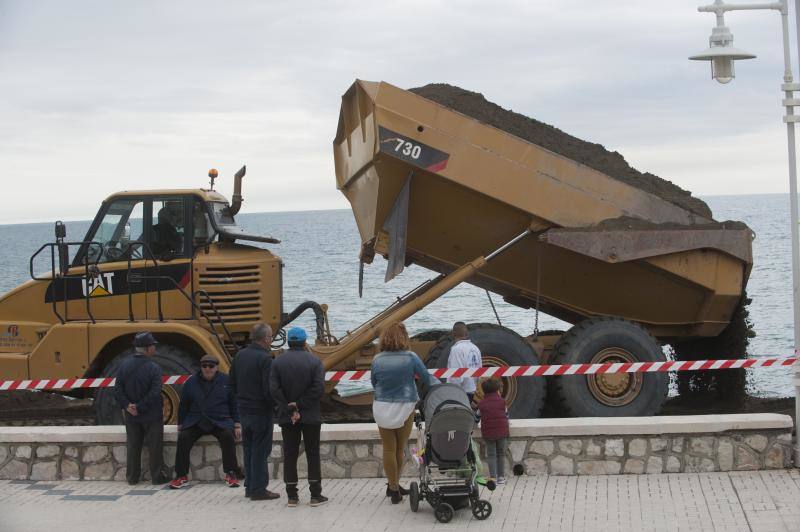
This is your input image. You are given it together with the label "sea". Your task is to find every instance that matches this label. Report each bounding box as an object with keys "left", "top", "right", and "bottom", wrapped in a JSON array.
[{"left": 0, "top": 194, "right": 795, "bottom": 398}]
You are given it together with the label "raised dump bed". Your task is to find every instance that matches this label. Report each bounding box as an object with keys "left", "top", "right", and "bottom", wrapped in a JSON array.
[
  {"left": 334, "top": 80, "right": 752, "bottom": 341},
  {"left": 332, "top": 79, "right": 754, "bottom": 419}
]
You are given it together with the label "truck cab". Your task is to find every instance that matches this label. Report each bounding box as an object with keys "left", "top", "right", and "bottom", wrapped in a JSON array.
[{"left": 0, "top": 170, "right": 284, "bottom": 423}]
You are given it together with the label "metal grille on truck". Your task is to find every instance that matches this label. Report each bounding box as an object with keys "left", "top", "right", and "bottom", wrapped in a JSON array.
[{"left": 197, "top": 265, "right": 261, "bottom": 324}]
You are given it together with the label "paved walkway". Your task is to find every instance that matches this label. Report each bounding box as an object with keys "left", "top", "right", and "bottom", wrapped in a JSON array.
[{"left": 2, "top": 471, "right": 800, "bottom": 531}]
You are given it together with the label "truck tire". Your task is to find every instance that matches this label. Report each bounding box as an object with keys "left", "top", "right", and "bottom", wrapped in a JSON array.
[
  {"left": 426, "top": 323, "right": 546, "bottom": 419},
  {"left": 94, "top": 344, "right": 199, "bottom": 425},
  {"left": 549, "top": 317, "right": 667, "bottom": 417}
]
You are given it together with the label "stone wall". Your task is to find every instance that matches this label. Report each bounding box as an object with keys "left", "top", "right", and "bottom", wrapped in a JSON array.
[{"left": 0, "top": 414, "right": 793, "bottom": 481}]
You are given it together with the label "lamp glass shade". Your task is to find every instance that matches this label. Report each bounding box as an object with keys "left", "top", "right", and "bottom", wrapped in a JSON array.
[{"left": 712, "top": 57, "right": 734, "bottom": 84}]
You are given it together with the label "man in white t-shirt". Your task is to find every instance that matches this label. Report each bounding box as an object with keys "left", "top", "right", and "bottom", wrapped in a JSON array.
[{"left": 446, "top": 322, "right": 483, "bottom": 402}]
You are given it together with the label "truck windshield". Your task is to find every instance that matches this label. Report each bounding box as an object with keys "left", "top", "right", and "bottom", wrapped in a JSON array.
[{"left": 210, "top": 202, "right": 235, "bottom": 226}]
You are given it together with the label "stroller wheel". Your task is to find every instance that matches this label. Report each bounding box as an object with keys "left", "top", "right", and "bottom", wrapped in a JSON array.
[
  {"left": 434, "top": 502, "right": 454, "bottom": 523},
  {"left": 409, "top": 482, "right": 420, "bottom": 513},
  {"left": 472, "top": 499, "right": 492, "bottom": 520}
]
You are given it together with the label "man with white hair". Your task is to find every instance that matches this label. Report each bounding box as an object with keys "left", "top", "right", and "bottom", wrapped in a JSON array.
[{"left": 113, "top": 331, "right": 169, "bottom": 485}]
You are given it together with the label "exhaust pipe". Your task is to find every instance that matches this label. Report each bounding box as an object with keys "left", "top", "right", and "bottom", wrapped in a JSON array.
[{"left": 229, "top": 165, "right": 246, "bottom": 216}]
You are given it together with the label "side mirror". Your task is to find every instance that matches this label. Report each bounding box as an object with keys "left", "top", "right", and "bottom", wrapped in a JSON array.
[{"left": 122, "top": 223, "right": 131, "bottom": 242}]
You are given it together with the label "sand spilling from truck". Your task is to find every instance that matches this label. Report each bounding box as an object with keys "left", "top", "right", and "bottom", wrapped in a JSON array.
[{"left": 409, "top": 84, "right": 713, "bottom": 220}]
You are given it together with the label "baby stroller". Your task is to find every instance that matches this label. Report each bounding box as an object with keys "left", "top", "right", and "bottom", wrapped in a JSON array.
[{"left": 409, "top": 383, "right": 493, "bottom": 523}]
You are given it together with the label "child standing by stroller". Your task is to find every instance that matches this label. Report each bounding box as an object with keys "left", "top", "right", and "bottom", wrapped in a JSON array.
[{"left": 477, "top": 379, "right": 509, "bottom": 484}]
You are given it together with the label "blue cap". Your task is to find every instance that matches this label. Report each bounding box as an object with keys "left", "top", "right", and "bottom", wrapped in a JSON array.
[
  {"left": 287, "top": 327, "right": 307, "bottom": 343},
  {"left": 133, "top": 331, "right": 158, "bottom": 347}
]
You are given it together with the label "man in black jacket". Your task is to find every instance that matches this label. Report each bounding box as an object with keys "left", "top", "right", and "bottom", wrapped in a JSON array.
[
  {"left": 169, "top": 354, "right": 241, "bottom": 489},
  {"left": 113, "top": 332, "right": 168, "bottom": 485},
  {"left": 270, "top": 327, "right": 327, "bottom": 507},
  {"left": 229, "top": 323, "right": 279, "bottom": 501}
]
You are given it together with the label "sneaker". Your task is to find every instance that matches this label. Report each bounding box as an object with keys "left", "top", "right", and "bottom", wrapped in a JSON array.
[
  {"left": 310, "top": 495, "right": 329, "bottom": 507},
  {"left": 497, "top": 477, "right": 507, "bottom": 485},
  {"left": 169, "top": 476, "right": 189, "bottom": 489},
  {"left": 287, "top": 497, "right": 299, "bottom": 507},
  {"left": 224, "top": 473, "right": 240, "bottom": 488},
  {"left": 250, "top": 490, "right": 280, "bottom": 501}
]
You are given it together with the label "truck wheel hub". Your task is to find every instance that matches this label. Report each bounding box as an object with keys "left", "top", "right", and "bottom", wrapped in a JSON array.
[
  {"left": 474, "top": 354, "right": 517, "bottom": 405},
  {"left": 162, "top": 386, "right": 180, "bottom": 424},
  {"left": 587, "top": 348, "right": 642, "bottom": 407}
]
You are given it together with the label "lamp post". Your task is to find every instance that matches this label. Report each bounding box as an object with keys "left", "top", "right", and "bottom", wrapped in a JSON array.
[{"left": 690, "top": 0, "right": 800, "bottom": 463}]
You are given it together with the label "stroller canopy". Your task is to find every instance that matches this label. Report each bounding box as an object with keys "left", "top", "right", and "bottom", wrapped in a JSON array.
[{"left": 423, "top": 383, "right": 477, "bottom": 466}]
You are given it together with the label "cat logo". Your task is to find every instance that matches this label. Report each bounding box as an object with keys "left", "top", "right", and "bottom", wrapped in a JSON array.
[
  {"left": 82, "top": 272, "right": 114, "bottom": 298},
  {"left": 447, "top": 430, "right": 456, "bottom": 441}
]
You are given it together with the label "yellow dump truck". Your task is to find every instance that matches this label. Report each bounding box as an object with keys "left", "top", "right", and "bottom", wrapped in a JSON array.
[{"left": 0, "top": 80, "right": 752, "bottom": 422}]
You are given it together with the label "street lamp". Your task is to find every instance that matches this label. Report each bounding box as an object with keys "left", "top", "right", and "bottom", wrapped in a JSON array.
[{"left": 690, "top": 0, "right": 800, "bottom": 464}]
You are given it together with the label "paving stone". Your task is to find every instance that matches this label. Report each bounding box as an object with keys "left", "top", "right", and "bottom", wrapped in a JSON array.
[
  {"left": 718, "top": 438, "right": 734, "bottom": 471},
  {"left": 336, "top": 445, "right": 354, "bottom": 462},
  {"left": 628, "top": 439, "right": 647, "bottom": 458},
  {"left": 112, "top": 445, "right": 127, "bottom": 464},
  {"left": 0, "top": 460, "right": 28, "bottom": 480},
  {"left": 668, "top": 457, "right": 686, "bottom": 473},
  {"left": 36, "top": 445, "right": 59, "bottom": 459},
  {"left": 507, "top": 440, "right": 526, "bottom": 462},
  {"left": 550, "top": 455, "right": 573, "bottom": 475},
  {"left": 30, "top": 461, "right": 57, "bottom": 481},
  {"left": 270, "top": 445, "right": 282, "bottom": 459},
  {"left": 764, "top": 444, "right": 786, "bottom": 469},
  {"left": 351, "top": 461, "right": 380, "bottom": 477},
  {"left": 163, "top": 445, "right": 176, "bottom": 468},
  {"left": 372, "top": 444, "right": 383, "bottom": 459},
  {"left": 530, "top": 440, "right": 554, "bottom": 456},
  {"left": 83, "top": 446, "right": 108, "bottom": 463},
  {"left": 114, "top": 468, "right": 127, "bottom": 481},
  {"left": 206, "top": 445, "right": 222, "bottom": 463},
  {"left": 685, "top": 456, "right": 716, "bottom": 473},
  {"left": 744, "top": 434, "right": 768, "bottom": 453},
  {"left": 585, "top": 441, "right": 602, "bottom": 458},
  {"left": 576, "top": 460, "right": 621, "bottom": 475},
  {"left": 189, "top": 446, "right": 203, "bottom": 467},
  {"left": 523, "top": 457, "right": 548, "bottom": 475},
  {"left": 649, "top": 437, "right": 668, "bottom": 453},
  {"left": 354, "top": 445, "right": 370, "bottom": 459},
  {"left": 319, "top": 443, "right": 332, "bottom": 457},
  {"left": 688, "top": 437, "right": 714, "bottom": 456},
  {"left": 776, "top": 433, "right": 792, "bottom": 444},
  {"left": 735, "top": 446, "right": 760, "bottom": 471},
  {"left": 605, "top": 439, "right": 624, "bottom": 458},
  {"left": 0, "top": 445, "right": 8, "bottom": 465},
  {"left": 84, "top": 462, "right": 114, "bottom": 480},
  {"left": 64, "top": 447, "right": 79, "bottom": 459},
  {"left": 321, "top": 461, "right": 346, "bottom": 479},
  {"left": 558, "top": 440, "right": 582, "bottom": 456},
  {"left": 623, "top": 459, "right": 644, "bottom": 474},
  {"left": 60, "top": 459, "right": 80, "bottom": 480},
  {"left": 193, "top": 466, "right": 217, "bottom": 481},
  {"left": 672, "top": 437, "right": 684, "bottom": 453},
  {"left": 15, "top": 445, "right": 31, "bottom": 459},
  {"left": 645, "top": 456, "right": 663, "bottom": 474}
]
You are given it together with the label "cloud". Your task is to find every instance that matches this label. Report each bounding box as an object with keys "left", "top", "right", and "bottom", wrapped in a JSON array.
[{"left": 0, "top": 0, "right": 794, "bottom": 223}]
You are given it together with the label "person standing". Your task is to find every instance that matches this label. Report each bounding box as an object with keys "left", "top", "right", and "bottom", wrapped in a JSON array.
[
  {"left": 476, "top": 379, "right": 510, "bottom": 484},
  {"left": 169, "top": 354, "right": 242, "bottom": 489},
  {"left": 371, "top": 322, "right": 438, "bottom": 504},
  {"left": 113, "top": 331, "right": 169, "bottom": 485},
  {"left": 229, "top": 323, "right": 279, "bottom": 501},
  {"left": 446, "top": 322, "right": 483, "bottom": 403},
  {"left": 270, "top": 327, "right": 327, "bottom": 507}
]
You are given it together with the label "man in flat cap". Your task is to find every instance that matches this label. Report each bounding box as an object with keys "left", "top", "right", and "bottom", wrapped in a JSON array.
[
  {"left": 169, "top": 354, "right": 242, "bottom": 489},
  {"left": 114, "top": 331, "right": 169, "bottom": 485}
]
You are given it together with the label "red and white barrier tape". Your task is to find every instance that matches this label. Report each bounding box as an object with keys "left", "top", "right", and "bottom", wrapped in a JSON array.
[{"left": 0, "top": 356, "right": 797, "bottom": 391}]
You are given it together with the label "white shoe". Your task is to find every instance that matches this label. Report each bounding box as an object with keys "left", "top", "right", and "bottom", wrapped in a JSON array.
[{"left": 497, "top": 477, "right": 507, "bottom": 485}]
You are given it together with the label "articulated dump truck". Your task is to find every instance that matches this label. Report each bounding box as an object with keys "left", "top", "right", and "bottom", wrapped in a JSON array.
[{"left": 0, "top": 79, "right": 752, "bottom": 424}]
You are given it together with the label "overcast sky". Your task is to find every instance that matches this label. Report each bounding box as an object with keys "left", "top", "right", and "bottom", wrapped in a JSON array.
[{"left": 0, "top": 0, "right": 796, "bottom": 224}]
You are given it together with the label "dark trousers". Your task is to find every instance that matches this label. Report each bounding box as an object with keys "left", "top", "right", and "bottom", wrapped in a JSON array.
[
  {"left": 124, "top": 414, "right": 164, "bottom": 483},
  {"left": 241, "top": 413, "right": 273, "bottom": 495},
  {"left": 175, "top": 425, "right": 238, "bottom": 477},
  {"left": 281, "top": 423, "right": 322, "bottom": 498}
]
